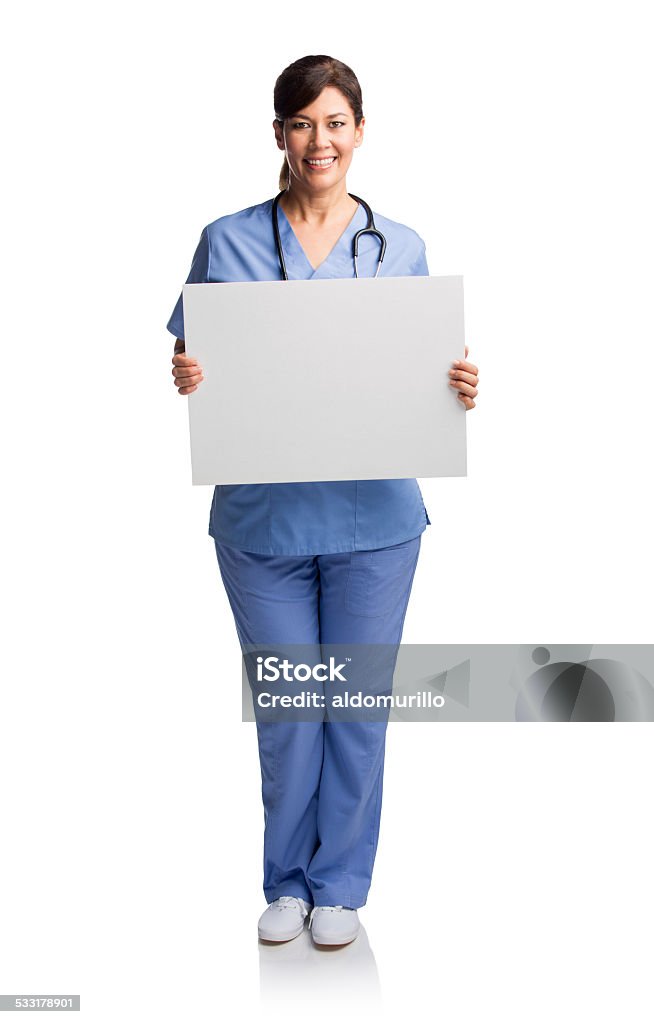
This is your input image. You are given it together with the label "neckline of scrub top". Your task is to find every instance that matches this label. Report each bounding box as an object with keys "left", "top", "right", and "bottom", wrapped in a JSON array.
[{"left": 274, "top": 198, "right": 368, "bottom": 280}]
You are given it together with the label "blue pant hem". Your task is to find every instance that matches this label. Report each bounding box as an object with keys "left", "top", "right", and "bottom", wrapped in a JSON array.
[
  {"left": 264, "top": 886, "right": 369, "bottom": 910},
  {"left": 311, "top": 895, "right": 368, "bottom": 909}
]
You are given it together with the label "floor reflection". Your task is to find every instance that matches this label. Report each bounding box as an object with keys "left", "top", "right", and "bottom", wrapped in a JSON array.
[{"left": 259, "top": 922, "right": 382, "bottom": 1003}]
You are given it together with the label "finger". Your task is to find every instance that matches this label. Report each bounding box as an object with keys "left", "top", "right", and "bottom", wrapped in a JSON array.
[
  {"left": 448, "top": 368, "right": 477, "bottom": 386},
  {"left": 172, "top": 354, "right": 199, "bottom": 367},
  {"left": 458, "top": 394, "right": 475, "bottom": 409},
  {"left": 178, "top": 383, "right": 199, "bottom": 395},
  {"left": 172, "top": 365, "right": 204, "bottom": 380},
  {"left": 452, "top": 359, "right": 479, "bottom": 376},
  {"left": 465, "top": 345, "right": 469, "bottom": 358},
  {"left": 449, "top": 380, "right": 478, "bottom": 398},
  {"left": 174, "top": 375, "right": 204, "bottom": 390},
  {"left": 172, "top": 361, "right": 200, "bottom": 373}
]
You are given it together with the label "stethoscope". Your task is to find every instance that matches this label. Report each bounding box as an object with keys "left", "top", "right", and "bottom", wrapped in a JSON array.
[{"left": 272, "top": 190, "right": 387, "bottom": 280}]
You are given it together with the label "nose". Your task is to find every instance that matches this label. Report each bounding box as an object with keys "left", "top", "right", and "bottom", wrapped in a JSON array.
[{"left": 309, "top": 123, "right": 332, "bottom": 149}]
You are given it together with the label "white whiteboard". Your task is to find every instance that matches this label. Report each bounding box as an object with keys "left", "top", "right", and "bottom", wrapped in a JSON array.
[{"left": 184, "top": 275, "right": 467, "bottom": 485}]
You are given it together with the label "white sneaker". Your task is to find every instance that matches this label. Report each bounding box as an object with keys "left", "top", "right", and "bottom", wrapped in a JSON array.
[
  {"left": 309, "top": 905, "right": 360, "bottom": 946},
  {"left": 258, "top": 896, "right": 313, "bottom": 942}
]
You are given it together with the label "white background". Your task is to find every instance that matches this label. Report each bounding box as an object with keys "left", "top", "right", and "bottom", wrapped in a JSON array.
[{"left": 1, "top": 1, "right": 653, "bottom": 1021}]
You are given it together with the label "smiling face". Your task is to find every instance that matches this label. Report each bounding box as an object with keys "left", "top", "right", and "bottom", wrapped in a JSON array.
[{"left": 273, "top": 85, "right": 364, "bottom": 191}]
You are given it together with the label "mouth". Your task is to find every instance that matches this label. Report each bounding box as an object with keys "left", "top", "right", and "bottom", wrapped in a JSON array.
[{"left": 304, "top": 156, "right": 337, "bottom": 169}]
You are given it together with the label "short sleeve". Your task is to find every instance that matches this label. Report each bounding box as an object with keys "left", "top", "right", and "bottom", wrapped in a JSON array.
[
  {"left": 409, "top": 240, "right": 429, "bottom": 277},
  {"left": 166, "top": 226, "right": 211, "bottom": 340}
]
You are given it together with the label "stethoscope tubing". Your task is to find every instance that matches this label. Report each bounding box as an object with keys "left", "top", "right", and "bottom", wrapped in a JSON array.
[{"left": 272, "top": 190, "right": 387, "bottom": 280}]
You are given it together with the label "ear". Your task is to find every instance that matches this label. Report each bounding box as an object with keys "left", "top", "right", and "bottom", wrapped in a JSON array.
[
  {"left": 354, "top": 117, "right": 365, "bottom": 148},
  {"left": 272, "top": 119, "right": 285, "bottom": 151}
]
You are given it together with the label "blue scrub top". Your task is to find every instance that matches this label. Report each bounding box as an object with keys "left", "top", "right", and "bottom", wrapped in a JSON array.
[{"left": 167, "top": 196, "right": 432, "bottom": 556}]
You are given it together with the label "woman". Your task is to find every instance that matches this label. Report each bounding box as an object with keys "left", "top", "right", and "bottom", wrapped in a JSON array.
[{"left": 167, "top": 55, "right": 479, "bottom": 947}]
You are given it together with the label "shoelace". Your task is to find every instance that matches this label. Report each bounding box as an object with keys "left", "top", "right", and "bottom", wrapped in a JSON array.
[{"left": 271, "top": 896, "right": 310, "bottom": 919}]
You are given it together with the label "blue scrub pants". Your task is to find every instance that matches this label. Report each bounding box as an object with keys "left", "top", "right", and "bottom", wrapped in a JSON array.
[{"left": 214, "top": 534, "right": 421, "bottom": 909}]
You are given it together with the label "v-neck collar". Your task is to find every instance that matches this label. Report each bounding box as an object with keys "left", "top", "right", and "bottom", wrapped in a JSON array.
[{"left": 275, "top": 198, "right": 368, "bottom": 280}]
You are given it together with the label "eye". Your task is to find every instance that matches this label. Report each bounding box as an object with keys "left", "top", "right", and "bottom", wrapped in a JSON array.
[{"left": 290, "top": 121, "right": 347, "bottom": 130}]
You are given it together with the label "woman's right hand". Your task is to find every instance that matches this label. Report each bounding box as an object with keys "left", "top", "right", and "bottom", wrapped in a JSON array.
[{"left": 171, "top": 340, "right": 204, "bottom": 395}]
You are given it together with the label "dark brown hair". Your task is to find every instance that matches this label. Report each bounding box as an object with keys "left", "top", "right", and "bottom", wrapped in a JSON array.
[{"left": 274, "top": 55, "right": 364, "bottom": 191}]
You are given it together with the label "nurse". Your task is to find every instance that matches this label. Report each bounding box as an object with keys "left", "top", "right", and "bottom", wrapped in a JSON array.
[{"left": 167, "top": 54, "right": 479, "bottom": 947}]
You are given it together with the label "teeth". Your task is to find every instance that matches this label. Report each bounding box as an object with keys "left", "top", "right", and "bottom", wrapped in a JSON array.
[{"left": 306, "top": 157, "right": 336, "bottom": 166}]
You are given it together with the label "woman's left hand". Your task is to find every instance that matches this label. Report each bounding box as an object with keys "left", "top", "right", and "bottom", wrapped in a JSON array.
[{"left": 449, "top": 345, "right": 479, "bottom": 410}]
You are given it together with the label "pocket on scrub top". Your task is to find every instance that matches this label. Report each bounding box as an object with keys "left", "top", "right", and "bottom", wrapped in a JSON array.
[{"left": 344, "top": 543, "right": 416, "bottom": 618}]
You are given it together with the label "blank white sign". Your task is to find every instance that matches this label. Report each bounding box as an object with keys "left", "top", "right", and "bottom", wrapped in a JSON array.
[{"left": 184, "top": 275, "right": 466, "bottom": 485}]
